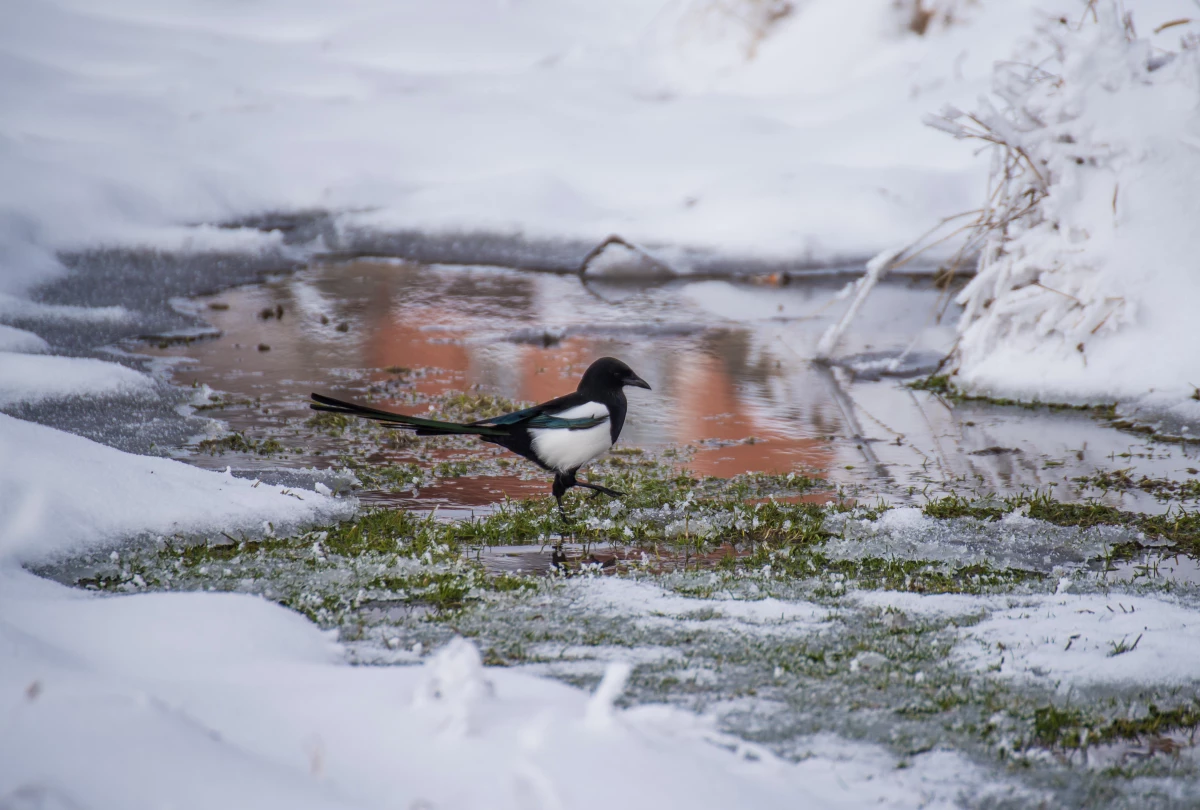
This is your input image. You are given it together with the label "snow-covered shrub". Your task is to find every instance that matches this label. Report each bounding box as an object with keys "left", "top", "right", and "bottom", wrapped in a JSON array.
[{"left": 929, "top": 3, "right": 1200, "bottom": 403}]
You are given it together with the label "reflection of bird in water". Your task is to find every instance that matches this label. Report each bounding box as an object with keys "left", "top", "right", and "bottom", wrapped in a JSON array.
[{"left": 311, "top": 356, "right": 651, "bottom": 517}]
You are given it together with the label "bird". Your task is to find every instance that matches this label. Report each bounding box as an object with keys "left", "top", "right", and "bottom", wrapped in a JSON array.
[{"left": 310, "top": 356, "right": 651, "bottom": 516}]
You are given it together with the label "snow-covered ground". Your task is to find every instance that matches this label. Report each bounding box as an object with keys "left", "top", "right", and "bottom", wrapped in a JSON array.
[{"left": 6, "top": 565, "right": 1031, "bottom": 810}]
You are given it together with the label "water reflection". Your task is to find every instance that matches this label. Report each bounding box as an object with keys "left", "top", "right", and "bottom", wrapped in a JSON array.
[{"left": 151, "top": 259, "right": 1200, "bottom": 512}]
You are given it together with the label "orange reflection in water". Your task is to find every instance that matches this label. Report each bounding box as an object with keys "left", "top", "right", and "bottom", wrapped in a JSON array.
[
  {"left": 359, "top": 294, "right": 832, "bottom": 479},
  {"left": 150, "top": 259, "right": 836, "bottom": 505},
  {"left": 666, "top": 351, "right": 831, "bottom": 478},
  {"left": 363, "top": 304, "right": 472, "bottom": 402}
]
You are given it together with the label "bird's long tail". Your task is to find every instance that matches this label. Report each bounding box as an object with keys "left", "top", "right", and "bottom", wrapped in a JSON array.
[{"left": 310, "top": 393, "right": 506, "bottom": 437}]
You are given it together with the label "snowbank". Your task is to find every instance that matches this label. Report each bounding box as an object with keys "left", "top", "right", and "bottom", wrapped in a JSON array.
[
  {"left": 0, "top": 413, "right": 353, "bottom": 563},
  {"left": 935, "top": 3, "right": 1200, "bottom": 406},
  {"left": 5, "top": 3, "right": 1199, "bottom": 805},
  {"left": 1, "top": 0, "right": 1075, "bottom": 292},
  {"left": 0, "top": 324, "right": 48, "bottom": 353},
  {"left": 0, "top": 568, "right": 1005, "bottom": 810},
  {"left": 0, "top": 353, "right": 154, "bottom": 407}
]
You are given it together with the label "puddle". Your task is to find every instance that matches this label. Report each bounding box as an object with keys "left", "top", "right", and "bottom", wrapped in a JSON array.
[
  {"left": 142, "top": 258, "right": 1200, "bottom": 513},
  {"left": 475, "top": 541, "right": 753, "bottom": 577}
]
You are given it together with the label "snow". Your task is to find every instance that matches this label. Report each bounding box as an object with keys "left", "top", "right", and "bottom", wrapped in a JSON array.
[
  {"left": 861, "top": 584, "right": 1200, "bottom": 688},
  {"left": 1, "top": 0, "right": 1078, "bottom": 296},
  {"left": 824, "top": 506, "right": 1139, "bottom": 573},
  {"left": 854, "top": 589, "right": 1008, "bottom": 619},
  {"left": 578, "top": 574, "right": 830, "bottom": 628},
  {"left": 0, "top": 294, "right": 131, "bottom": 323},
  {"left": 1, "top": 567, "right": 1009, "bottom": 810},
  {"left": 958, "top": 593, "right": 1200, "bottom": 686},
  {"left": 0, "top": 413, "right": 353, "bottom": 563},
  {"left": 0, "top": 324, "right": 48, "bottom": 353},
  {"left": 0, "top": 353, "right": 154, "bottom": 407}
]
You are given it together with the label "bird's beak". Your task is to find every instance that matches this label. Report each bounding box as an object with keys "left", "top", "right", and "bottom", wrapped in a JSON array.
[{"left": 625, "top": 374, "right": 651, "bottom": 390}]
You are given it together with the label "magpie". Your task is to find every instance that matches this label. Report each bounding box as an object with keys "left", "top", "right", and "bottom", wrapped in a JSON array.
[{"left": 310, "top": 357, "right": 651, "bottom": 515}]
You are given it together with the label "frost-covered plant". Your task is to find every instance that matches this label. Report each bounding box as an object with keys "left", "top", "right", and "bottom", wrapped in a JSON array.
[
  {"left": 667, "top": 0, "right": 795, "bottom": 62},
  {"left": 927, "top": 4, "right": 1200, "bottom": 396},
  {"left": 893, "top": 0, "right": 974, "bottom": 36}
]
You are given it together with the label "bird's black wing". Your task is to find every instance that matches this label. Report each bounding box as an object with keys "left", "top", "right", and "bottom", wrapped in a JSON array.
[{"left": 469, "top": 392, "right": 606, "bottom": 431}]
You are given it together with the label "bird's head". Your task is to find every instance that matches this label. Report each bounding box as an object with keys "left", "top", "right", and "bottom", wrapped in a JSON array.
[{"left": 578, "top": 357, "right": 651, "bottom": 394}]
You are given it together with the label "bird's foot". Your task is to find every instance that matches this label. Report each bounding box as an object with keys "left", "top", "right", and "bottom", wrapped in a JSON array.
[
  {"left": 577, "top": 481, "right": 626, "bottom": 499},
  {"left": 556, "top": 496, "right": 574, "bottom": 525},
  {"left": 551, "top": 543, "right": 568, "bottom": 569}
]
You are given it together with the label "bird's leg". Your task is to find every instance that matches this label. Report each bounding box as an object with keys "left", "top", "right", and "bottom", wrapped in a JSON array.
[
  {"left": 550, "top": 472, "right": 579, "bottom": 569},
  {"left": 576, "top": 480, "right": 627, "bottom": 499},
  {"left": 552, "top": 471, "right": 576, "bottom": 524}
]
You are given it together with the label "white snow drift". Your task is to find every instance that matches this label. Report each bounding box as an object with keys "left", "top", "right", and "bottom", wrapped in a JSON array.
[
  {"left": 934, "top": 4, "right": 1200, "bottom": 406},
  {"left": 0, "top": 0, "right": 1078, "bottom": 297}
]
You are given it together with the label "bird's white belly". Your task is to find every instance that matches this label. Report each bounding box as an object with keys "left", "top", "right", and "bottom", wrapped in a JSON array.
[
  {"left": 529, "top": 402, "right": 612, "bottom": 472},
  {"left": 530, "top": 422, "right": 613, "bottom": 472}
]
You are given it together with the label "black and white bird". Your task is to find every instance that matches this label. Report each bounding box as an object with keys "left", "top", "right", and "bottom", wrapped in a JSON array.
[{"left": 310, "top": 357, "right": 651, "bottom": 515}]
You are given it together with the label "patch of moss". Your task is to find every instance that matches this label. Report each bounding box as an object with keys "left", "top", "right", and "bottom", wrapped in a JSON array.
[
  {"left": 306, "top": 412, "right": 351, "bottom": 434},
  {"left": 195, "top": 433, "right": 285, "bottom": 456},
  {"left": 343, "top": 460, "right": 426, "bottom": 491},
  {"left": 431, "top": 391, "right": 530, "bottom": 422},
  {"left": 908, "top": 374, "right": 952, "bottom": 394},
  {"left": 432, "top": 460, "right": 473, "bottom": 478},
  {"left": 78, "top": 506, "right": 539, "bottom": 625},
  {"left": 1076, "top": 469, "right": 1200, "bottom": 502},
  {"left": 742, "top": 540, "right": 1041, "bottom": 596}
]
